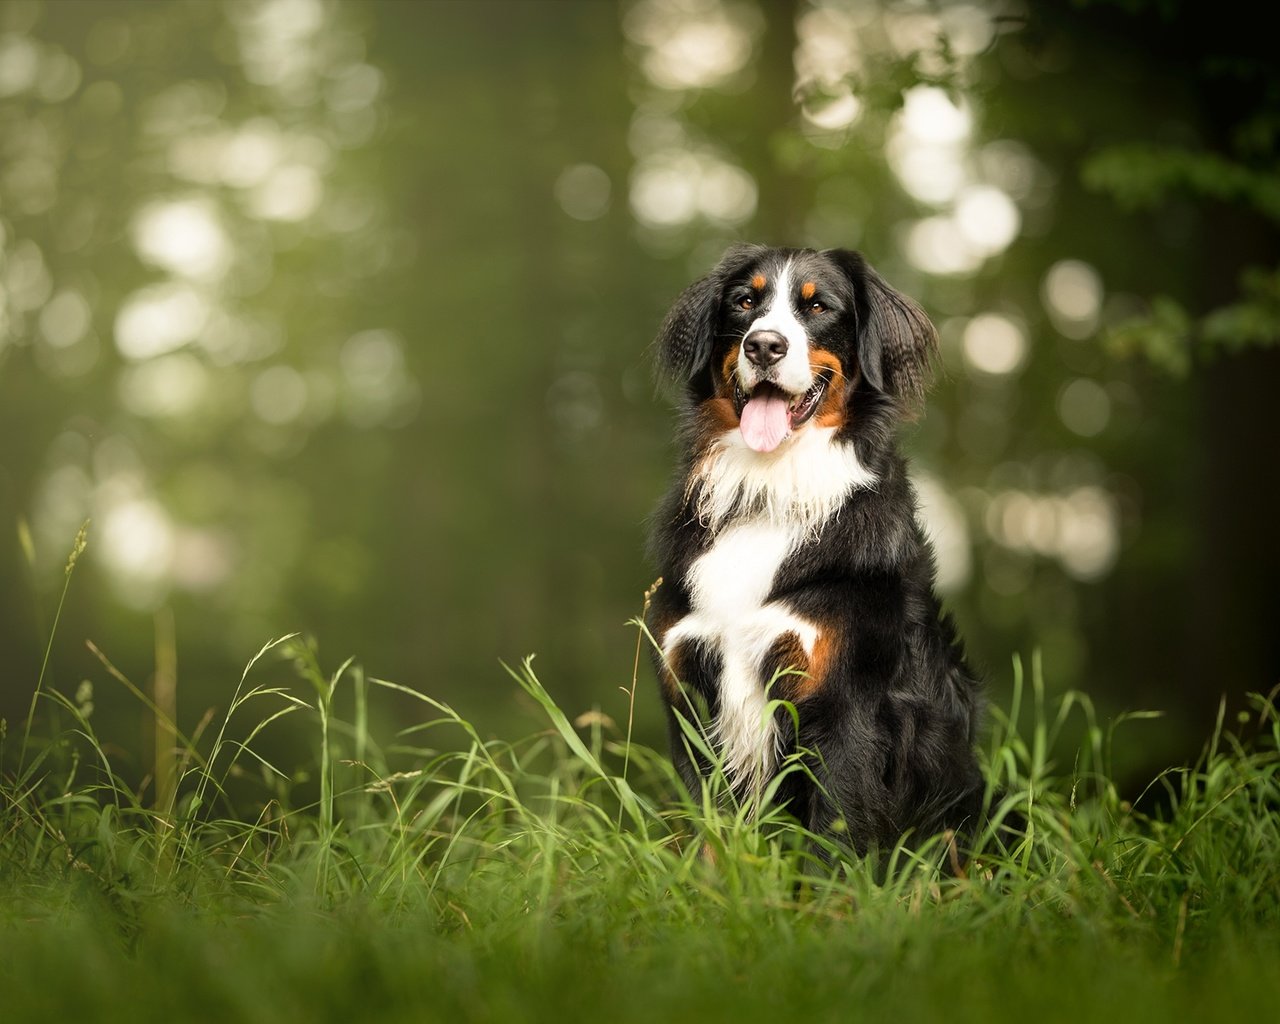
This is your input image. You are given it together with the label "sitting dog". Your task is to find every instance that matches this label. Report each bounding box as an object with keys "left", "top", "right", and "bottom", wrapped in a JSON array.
[{"left": 647, "top": 244, "right": 984, "bottom": 856}]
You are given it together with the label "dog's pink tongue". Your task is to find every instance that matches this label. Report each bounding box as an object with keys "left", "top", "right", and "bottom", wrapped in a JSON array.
[{"left": 739, "top": 391, "right": 790, "bottom": 453}]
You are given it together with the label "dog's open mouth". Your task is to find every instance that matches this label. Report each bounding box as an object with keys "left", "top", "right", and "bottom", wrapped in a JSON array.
[{"left": 732, "top": 374, "right": 828, "bottom": 453}]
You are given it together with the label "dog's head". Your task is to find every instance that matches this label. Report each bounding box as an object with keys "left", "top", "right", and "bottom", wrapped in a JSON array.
[{"left": 655, "top": 245, "right": 937, "bottom": 453}]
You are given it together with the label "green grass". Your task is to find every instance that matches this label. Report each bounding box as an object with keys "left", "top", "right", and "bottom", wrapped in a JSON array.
[{"left": 3, "top": 616, "right": 1280, "bottom": 1023}]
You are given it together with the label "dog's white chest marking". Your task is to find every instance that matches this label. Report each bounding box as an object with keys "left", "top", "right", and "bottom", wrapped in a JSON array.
[
  {"left": 663, "top": 520, "right": 818, "bottom": 793},
  {"left": 692, "top": 425, "right": 877, "bottom": 538}
]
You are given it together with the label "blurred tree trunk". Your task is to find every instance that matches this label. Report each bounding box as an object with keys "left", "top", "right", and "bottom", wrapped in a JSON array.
[
  {"left": 1191, "top": 322, "right": 1280, "bottom": 714},
  {"left": 748, "top": 0, "right": 808, "bottom": 243}
]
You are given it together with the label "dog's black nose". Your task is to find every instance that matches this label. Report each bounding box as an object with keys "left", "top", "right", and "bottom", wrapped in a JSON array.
[{"left": 743, "top": 330, "right": 788, "bottom": 368}]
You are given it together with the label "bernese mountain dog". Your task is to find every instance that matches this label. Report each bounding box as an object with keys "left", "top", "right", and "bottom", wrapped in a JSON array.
[{"left": 647, "top": 244, "right": 984, "bottom": 858}]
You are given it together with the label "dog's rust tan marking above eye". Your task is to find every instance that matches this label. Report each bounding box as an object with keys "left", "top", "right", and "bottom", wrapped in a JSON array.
[
  {"left": 800, "top": 281, "right": 816, "bottom": 301},
  {"left": 751, "top": 273, "right": 767, "bottom": 290}
]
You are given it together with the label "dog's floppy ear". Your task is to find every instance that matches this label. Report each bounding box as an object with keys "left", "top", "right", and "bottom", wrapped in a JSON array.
[
  {"left": 654, "top": 243, "right": 763, "bottom": 395},
  {"left": 825, "top": 248, "right": 938, "bottom": 405}
]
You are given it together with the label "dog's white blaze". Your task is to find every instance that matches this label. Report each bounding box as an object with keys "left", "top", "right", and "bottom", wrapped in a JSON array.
[
  {"left": 693, "top": 424, "right": 877, "bottom": 538},
  {"left": 738, "top": 259, "right": 814, "bottom": 395},
  {"left": 663, "top": 520, "right": 818, "bottom": 794}
]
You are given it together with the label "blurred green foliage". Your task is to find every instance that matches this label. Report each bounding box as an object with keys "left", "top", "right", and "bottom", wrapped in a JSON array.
[{"left": 1, "top": 0, "right": 1276, "bottom": 781}]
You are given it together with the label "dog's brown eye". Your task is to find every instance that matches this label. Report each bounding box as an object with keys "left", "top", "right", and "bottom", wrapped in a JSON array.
[
  {"left": 739, "top": 296, "right": 754, "bottom": 310},
  {"left": 809, "top": 301, "right": 826, "bottom": 314}
]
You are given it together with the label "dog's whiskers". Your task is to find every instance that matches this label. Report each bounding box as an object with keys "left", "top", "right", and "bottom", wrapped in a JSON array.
[{"left": 810, "top": 362, "right": 848, "bottom": 383}]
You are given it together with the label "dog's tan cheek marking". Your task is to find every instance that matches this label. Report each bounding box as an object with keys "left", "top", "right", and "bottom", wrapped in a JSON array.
[
  {"left": 720, "top": 347, "right": 739, "bottom": 396},
  {"left": 819, "top": 362, "right": 863, "bottom": 429},
  {"left": 809, "top": 349, "right": 842, "bottom": 376},
  {"left": 701, "top": 396, "right": 738, "bottom": 433},
  {"left": 816, "top": 395, "right": 847, "bottom": 429},
  {"left": 687, "top": 398, "right": 739, "bottom": 477},
  {"left": 809, "top": 350, "right": 849, "bottom": 429}
]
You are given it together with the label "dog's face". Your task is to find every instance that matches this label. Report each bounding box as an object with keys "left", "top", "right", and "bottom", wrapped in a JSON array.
[
  {"left": 656, "top": 245, "right": 937, "bottom": 453},
  {"left": 719, "top": 250, "right": 860, "bottom": 452}
]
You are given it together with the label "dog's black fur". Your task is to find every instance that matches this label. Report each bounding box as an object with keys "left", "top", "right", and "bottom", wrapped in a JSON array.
[{"left": 647, "top": 244, "right": 984, "bottom": 856}]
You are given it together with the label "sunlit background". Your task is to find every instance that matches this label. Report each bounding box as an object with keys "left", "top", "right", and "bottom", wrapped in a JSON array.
[{"left": 2, "top": 0, "right": 1277, "bottom": 783}]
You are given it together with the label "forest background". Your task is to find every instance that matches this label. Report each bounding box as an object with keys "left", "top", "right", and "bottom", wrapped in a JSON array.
[{"left": 2, "top": 0, "right": 1277, "bottom": 788}]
